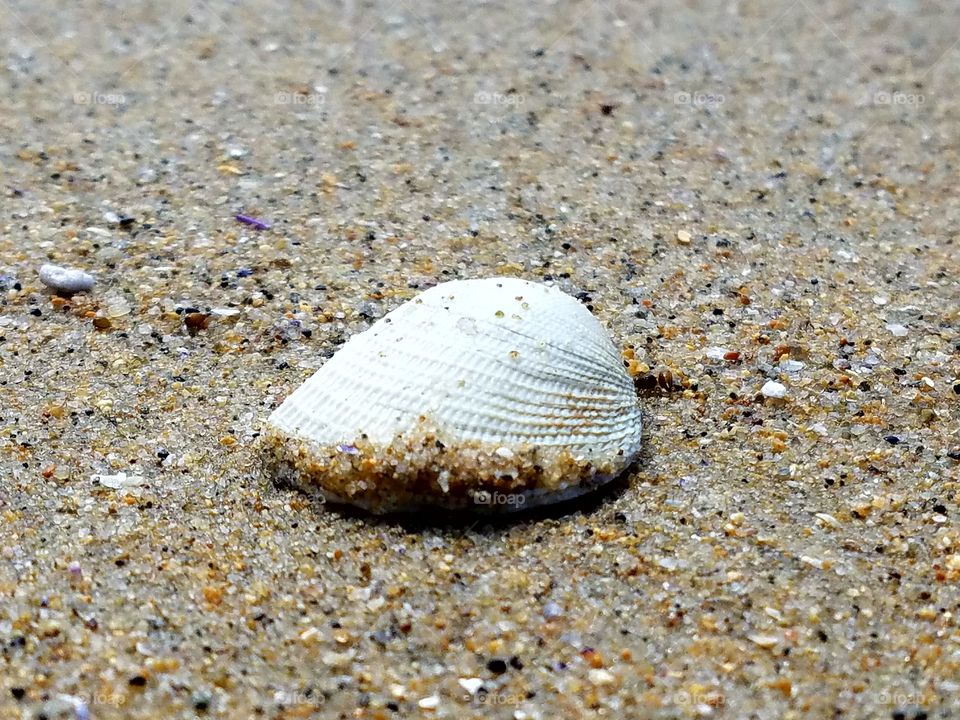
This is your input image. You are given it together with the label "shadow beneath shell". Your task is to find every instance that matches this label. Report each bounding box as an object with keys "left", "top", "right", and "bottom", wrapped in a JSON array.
[{"left": 315, "top": 471, "right": 636, "bottom": 532}]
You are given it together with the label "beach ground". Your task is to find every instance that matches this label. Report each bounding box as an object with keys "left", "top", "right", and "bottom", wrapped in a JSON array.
[{"left": 1, "top": 1, "right": 959, "bottom": 717}]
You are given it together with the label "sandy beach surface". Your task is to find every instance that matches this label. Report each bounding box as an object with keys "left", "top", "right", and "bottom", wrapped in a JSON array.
[{"left": 1, "top": 0, "right": 959, "bottom": 718}]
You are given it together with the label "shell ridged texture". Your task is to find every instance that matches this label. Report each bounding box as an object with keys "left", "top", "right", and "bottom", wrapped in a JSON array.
[{"left": 266, "top": 277, "right": 642, "bottom": 511}]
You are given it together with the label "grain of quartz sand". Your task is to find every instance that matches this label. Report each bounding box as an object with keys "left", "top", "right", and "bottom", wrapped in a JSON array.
[{"left": 0, "top": 0, "right": 958, "bottom": 718}]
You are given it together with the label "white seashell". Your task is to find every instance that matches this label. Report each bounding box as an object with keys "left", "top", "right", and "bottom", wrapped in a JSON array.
[
  {"left": 38, "top": 263, "right": 95, "bottom": 294},
  {"left": 264, "top": 277, "right": 642, "bottom": 513}
]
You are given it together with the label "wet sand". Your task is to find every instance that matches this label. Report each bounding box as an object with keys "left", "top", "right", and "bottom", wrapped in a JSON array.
[{"left": 1, "top": 1, "right": 959, "bottom": 718}]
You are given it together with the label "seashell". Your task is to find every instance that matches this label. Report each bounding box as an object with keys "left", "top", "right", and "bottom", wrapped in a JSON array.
[{"left": 264, "top": 277, "right": 642, "bottom": 513}]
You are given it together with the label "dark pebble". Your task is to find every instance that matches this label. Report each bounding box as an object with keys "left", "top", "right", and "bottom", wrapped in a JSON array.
[{"left": 486, "top": 658, "right": 508, "bottom": 674}]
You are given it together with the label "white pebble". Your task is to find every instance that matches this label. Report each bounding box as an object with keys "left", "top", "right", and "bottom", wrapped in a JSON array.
[
  {"left": 458, "top": 677, "right": 484, "bottom": 695},
  {"left": 761, "top": 380, "right": 787, "bottom": 399},
  {"left": 417, "top": 695, "right": 439, "bottom": 710},
  {"left": 886, "top": 323, "right": 908, "bottom": 337},
  {"left": 542, "top": 601, "right": 564, "bottom": 619},
  {"left": 38, "top": 264, "right": 95, "bottom": 294},
  {"left": 588, "top": 668, "right": 615, "bottom": 686}
]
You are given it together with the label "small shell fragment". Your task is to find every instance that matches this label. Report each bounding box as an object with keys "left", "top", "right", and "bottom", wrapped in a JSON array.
[
  {"left": 92, "top": 472, "right": 143, "bottom": 490},
  {"left": 38, "top": 264, "right": 95, "bottom": 294},
  {"left": 748, "top": 634, "right": 779, "bottom": 649},
  {"left": 815, "top": 512, "right": 842, "bottom": 529},
  {"left": 264, "top": 277, "right": 643, "bottom": 513}
]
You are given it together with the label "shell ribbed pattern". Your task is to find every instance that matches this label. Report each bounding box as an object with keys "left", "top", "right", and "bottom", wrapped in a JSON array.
[{"left": 268, "top": 277, "right": 642, "bottom": 464}]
